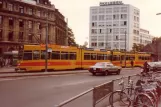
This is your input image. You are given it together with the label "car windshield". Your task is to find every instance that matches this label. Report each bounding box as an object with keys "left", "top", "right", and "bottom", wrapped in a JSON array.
[
  {"left": 94, "top": 62, "right": 105, "bottom": 66},
  {"left": 107, "top": 63, "right": 114, "bottom": 66}
]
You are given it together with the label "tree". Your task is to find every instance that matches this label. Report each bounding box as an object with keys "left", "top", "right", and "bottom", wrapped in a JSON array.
[
  {"left": 132, "top": 43, "right": 144, "bottom": 52},
  {"left": 67, "top": 28, "right": 78, "bottom": 47}
]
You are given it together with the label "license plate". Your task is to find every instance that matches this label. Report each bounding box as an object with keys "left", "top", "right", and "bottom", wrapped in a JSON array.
[{"left": 93, "top": 68, "right": 96, "bottom": 70}]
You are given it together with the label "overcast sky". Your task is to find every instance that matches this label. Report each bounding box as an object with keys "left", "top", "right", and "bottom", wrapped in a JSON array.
[{"left": 51, "top": 0, "right": 161, "bottom": 45}]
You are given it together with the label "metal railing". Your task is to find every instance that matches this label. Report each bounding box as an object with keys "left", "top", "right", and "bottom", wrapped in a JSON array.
[{"left": 55, "top": 74, "right": 141, "bottom": 107}]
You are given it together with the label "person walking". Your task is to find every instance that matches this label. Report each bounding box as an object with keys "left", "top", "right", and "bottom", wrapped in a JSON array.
[
  {"left": 131, "top": 59, "right": 134, "bottom": 69},
  {"left": 143, "top": 61, "right": 149, "bottom": 73}
]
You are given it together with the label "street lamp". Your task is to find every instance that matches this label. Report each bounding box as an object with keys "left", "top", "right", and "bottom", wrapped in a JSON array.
[
  {"left": 45, "top": 9, "right": 49, "bottom": 72},
  {"left": 155, "top": 13, "right": 160, "bottom": 61}
]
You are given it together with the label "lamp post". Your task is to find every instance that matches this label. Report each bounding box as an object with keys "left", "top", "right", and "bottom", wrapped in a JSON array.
[
  {"left": 155, "top": 13, "right": 160, "bottom": 61},
  {"left": 45, "top": 9, "right": 49, "bottom": 72}
]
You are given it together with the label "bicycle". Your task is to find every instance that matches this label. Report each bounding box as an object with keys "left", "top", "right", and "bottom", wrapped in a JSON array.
[
  {"left": 109, "top": 77, "right": 131, "bottom": 107},
  {"left": 109, "top": 76, "right": 155, "bottom": 107}
]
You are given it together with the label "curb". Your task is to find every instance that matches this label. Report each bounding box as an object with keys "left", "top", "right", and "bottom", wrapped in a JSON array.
[{"left": 0, "top": 71, "right": 89, "bottom": 78}]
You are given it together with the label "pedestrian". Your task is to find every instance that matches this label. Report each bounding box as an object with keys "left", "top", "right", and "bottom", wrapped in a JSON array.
[
  {"left": 131, "top": 59, "right": 134, "bottom": 68},
  {"left": 143, "top": 61, "right": 149, "bottom": 73}
]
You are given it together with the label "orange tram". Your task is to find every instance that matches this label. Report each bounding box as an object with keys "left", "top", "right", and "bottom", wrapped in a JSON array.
[{"left": 15, "top": 44, "right": 151, "bottom": 72}]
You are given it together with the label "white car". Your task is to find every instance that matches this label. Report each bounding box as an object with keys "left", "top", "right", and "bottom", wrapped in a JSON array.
[{"left": 88, "top": 62, "right": 122, "bottom": 76}]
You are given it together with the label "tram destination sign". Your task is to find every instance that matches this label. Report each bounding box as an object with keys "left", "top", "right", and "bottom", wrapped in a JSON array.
[{"left": 100, "top": 1, "right": 123, "bottom": 6}]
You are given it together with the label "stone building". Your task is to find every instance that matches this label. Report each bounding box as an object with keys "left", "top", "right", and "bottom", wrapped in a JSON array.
[{"left": 0, "top": 0, "right": 68, "bottom": 55}]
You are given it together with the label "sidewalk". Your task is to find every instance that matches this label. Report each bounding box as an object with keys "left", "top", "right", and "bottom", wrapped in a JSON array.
[
  {"left": 107, "top": 101, "right": 161, "bottom": 107},
  {"left": 0, "top": 70, "right": 89, "bottom": 78}
]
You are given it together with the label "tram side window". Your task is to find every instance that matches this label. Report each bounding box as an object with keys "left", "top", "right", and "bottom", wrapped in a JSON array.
[
  {"left": 126, "top": 56, "right": 129, "bottom": 60},
  {"left": 23, "top": 51, "right": 32, "bottom": 60},
  {"left": 69, "top": 52, "right": 76, "bottom": 60},
  {"left": 61, "top": 52, "right": 68, "bottom": 60},
  {"left": 121, "top": 55, "right": 124, "bottom": 60},
  {"left": 52, "top": 51, "right": 60, "bottom": 60},
  {"left": 104, "top": 54, "right": 107, "bottom": 60},
  {"left": 33, "top": 50, "right": 40, "bottom": 60},
  {"left": 41, "top": 51, "right": 46, "bottom": 59},
  {"left": 97, "top": 54, "right": 101, "bottom": 60},
  {"left": 91, "top": 53, "right": 97, "bottom": 60},
  {"left": 84, "top": 53, "right": 90, "bottom": 60},
  {"left": 113, "top": 55, "right": 119, "bottom": 61}
]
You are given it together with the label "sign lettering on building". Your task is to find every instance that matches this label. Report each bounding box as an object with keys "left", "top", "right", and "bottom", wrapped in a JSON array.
[{"left": 100, "top": 1, "right": 123, "bottom": 6}]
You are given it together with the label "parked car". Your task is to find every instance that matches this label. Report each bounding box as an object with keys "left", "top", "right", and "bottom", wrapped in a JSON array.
[{"left": 88, "top": 62, "right": 121, "bottom": 76}]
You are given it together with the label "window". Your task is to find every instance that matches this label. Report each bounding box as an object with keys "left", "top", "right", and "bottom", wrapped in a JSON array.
[
  {"left": 137, "top": 17, "right": 139, "bottom": 22},
  {"left": 84, "top": 53, "right": 90, "bottom": 60},
  {"left": 23, "top": 51, "right": 32, "bottom": 60},
  {"left": 0, "top": 16, "right": 2, "bottom": 24},
  {"left": 52, "top": 51, "right": 60, "bottom": 59},
  {"left": 33, "top": 50, "right": 40, "bottom": 60},
  {"left": 124, "top": 21, "right": 127, "bottom": 25},
  {"left": 8, "top": 4, "right": 13, "bottom": 11},
  {"left": 97, "top": 54, "right": 103, "bottom": 60},
  {"left": 121, "top": 14, "right": 127, "bottom": 19},
  {"left": 8, "top": 31, "right": 13, "bottom": 41},
  {"left": 69, "top": 52, "right": 76, "bottom": 60},
  {"left": 28, "top": 21, "right": 32, "bottom": 28},
  {"left": 19, "top": 19, "right": 24, "bottom": 27},
  {"left": 98, "top": 42, "right": 104, "bottom": 46},
  {"left": 37, "top": 10, "right": 41, "bottom": 17},
  {"left": 37, "top": 22, "right": 41, "bottom": 29},
  {"left": 0, "top": 29, "right": 2, "bottom": 39},
  {"left": 41, "top": 51, "right": 46, "bottom": 59},
  {"left": 29, "top": 8, "right": 33, "bottom": 15},
  {"left": 91, "top": 42, "right": 97, "bottom": 46},
  {"left": 9, "top": 17, "right": 14, "bottom": 26},
  {"left": 19, "top": 6, "right": 24, "bottom": 13},
  {"left": 19, "top": 32, "right": 23, "bottom": 41},
  {"left": 0, "top": 1, "right": 2, "bottom": 8},
  {"left": 91, "top": 53, "right": 97, "bottom": 60},
  {"left": 61, "top": 52, "right": 68, "bottom": 60},
  {"left": 28, "top": 34, "right": 32, "bottom": 42}
]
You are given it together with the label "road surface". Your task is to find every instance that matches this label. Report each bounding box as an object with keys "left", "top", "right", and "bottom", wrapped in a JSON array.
[{"left": 0, "top": 68, "right": 141, "bottom": 107}]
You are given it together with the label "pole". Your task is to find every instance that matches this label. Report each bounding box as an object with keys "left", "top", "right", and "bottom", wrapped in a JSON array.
[
  {"left": 66, "top": 18, "right": 68, "bottom": 46},
  {"left": 45, "top": 10, "right": 48, "bottom": 72},
  {"left": 124, "top": 31, "right": 126, "bottom": 68},
  {"left": 106, "top": 28, "right": 108, "bottom": 49}
]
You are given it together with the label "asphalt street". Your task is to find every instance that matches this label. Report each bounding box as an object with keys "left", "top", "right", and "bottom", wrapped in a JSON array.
[{"left": 0, "top": 68, "right": 141, "bottom": 107}]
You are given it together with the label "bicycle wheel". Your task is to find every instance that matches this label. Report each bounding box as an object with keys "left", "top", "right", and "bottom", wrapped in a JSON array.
[
  {"left": 109, "top": 91, "right": 131, "bottom": 107},
  {"left": 123, "top": 87, "right": 135, "bottom": 100},
  {"left": 134, "top": 93, "right": 155, "bottom": 107}
]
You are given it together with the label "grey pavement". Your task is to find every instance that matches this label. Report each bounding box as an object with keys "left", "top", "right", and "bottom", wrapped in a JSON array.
[{"left": 0, "top": 69, "right": 141, "bottom": 107}]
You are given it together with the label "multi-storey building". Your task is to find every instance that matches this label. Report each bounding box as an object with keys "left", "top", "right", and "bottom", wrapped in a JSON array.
[
  {"left": 0, "top": 0, "right": 68, "bottom": 55},
  {"left": 139, "top": 28, "right": 153, "bottom": 45},
  {"left": 89, "top": 1, "right": 140, "bottom": 51}
]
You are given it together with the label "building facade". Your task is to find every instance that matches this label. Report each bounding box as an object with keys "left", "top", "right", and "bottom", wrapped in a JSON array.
[
  {"left": 89, "top": 1, "right": 140, "bottom": 51},
  {"left": 139, "top": 28, "right": 153, "bottom": 45},
  {"left": 0, "top": 0, "right": 67, "bottom": 55}
]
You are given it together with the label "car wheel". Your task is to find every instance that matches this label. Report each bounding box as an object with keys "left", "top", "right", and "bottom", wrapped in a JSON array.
[
  {"left": 104, "top": 71, "right": 109, "bottom": 76},
  {"left": 92, "top": 73, "right": 96, "bottom": 76},
  {"left": 116, "top": 69, "right": 120, "bottom": 75}
]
